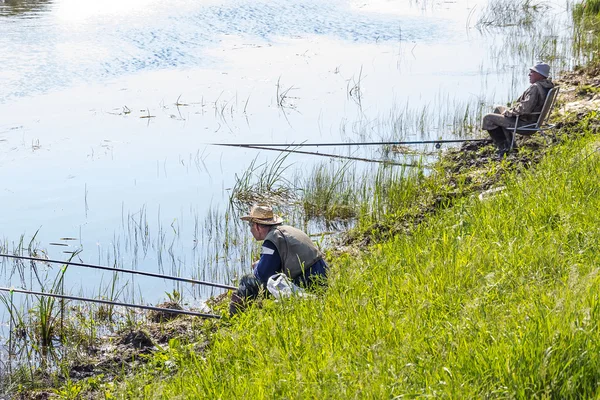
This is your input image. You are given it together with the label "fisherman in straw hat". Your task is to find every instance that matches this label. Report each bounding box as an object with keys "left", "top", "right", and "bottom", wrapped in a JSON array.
[
  {"left": 482, "top": 62, "right": 555, "bottom": 156},
  {"left": 229, "top": 204, "right": 328, "bottom": 316}
]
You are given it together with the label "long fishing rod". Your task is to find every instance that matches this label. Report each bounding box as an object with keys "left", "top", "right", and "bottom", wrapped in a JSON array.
[
  {"left": 211, "top": 138, "right": 491, "bottom": 148},
  {"left": 213, "top": 144, "right": 424, "bottom": 167},
  {"left": 0, "top": 254, "right": 237, "bottom": 291},
  {"left": 0, "top": 287, "right": 221, "bottom": 319}
]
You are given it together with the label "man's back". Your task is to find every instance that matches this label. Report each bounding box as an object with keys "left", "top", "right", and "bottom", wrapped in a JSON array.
[{"left": 509, "top": 79, "right": 555, "bottom": 122}]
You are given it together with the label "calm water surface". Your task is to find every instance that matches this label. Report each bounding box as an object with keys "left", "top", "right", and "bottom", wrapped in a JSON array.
[{"left": 0, "top": 0, "right": 576, "bottom": 305}]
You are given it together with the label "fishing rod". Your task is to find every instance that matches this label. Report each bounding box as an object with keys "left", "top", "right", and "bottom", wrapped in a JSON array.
[
  {"left": 0, "top": 254, "right": 237, "bottom": 291},
  {"left": 0, "top": 287, "right": 221, "bottom": 319},
  {"left": 213, "top": 144, "right": 424, "bottom": 167},
  {"left": 211, "top": 138, "right": 491, "bottom": 148}
]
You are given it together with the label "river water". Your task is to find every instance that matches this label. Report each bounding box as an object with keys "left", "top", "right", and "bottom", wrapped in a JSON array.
[{"left": 0, "top": 0, "right": 578, "bottom": 306}]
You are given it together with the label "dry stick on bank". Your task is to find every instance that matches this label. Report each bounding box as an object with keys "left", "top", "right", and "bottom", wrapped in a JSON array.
[
  {"left": 0, "top": 287, "right": 221, "bottom": 319},
  {"left": 0, "top": 254, "right": 237, "bottom": 291}
]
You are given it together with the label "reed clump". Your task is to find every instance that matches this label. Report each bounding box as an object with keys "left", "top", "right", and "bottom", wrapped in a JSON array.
[
  {"left": 476, "top": 0, "right": 548, "bottom": 28},
  {"left": 229, "top": 152, "right": 294, "bottom": 212},
  {"left": 299, "top": 161, "right": 358, "bottom": 221},
  {"left": 573, "top": 0, "right": 600, "bottom": 65},
  {"left": 573, "top": 0, "right": 600, "bottom": 19}
]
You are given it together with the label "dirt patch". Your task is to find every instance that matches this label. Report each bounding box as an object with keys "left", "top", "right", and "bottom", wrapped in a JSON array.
[
  {"left": 120, "top": 330, "right": 154, "bottom": 349},
  {"left": 557, "top": 64, "right": 600, "bottom": 89},
  {"left": 554, "top": 64, "right": 600, "bottom": 114},
  {"left": 16, "top": 391, "right": 53, "bottom": 400},
  {"left": 147, "top": 301, "right": 184, "bottom": 323}
]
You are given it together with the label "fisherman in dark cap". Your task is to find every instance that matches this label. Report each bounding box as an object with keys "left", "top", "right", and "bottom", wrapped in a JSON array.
[
  {"left": 229, "top": 204, "right": 328, "bottom": 316},
  {"left": 482, "top": 62, "right": 555, "bottom": 155}
]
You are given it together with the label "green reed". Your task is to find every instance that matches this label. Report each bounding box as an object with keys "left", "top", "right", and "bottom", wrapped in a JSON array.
[
  {"left": 229, "top": 151, "right": 294, "bottom": 212},
  {"left": 476, "top": 0, "right": 549, "bottom": 28},
  {"left": 298, "top": 161, "right": 358, "bottom": 221},
  {"left": 572, "top": 0, "right": 600, "bottom": 65}
]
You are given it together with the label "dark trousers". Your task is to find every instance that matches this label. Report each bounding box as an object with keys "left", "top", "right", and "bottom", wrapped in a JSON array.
[{"left": 488, "top": 127, "right": 511, "bottom": 149}]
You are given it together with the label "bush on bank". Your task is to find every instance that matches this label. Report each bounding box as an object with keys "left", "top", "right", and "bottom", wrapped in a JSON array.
[{"left": 100, "top": 114, "right": 600, "bottom": 398}]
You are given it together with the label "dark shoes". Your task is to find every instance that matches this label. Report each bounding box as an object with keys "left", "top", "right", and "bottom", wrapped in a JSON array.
[
  {"left": 228, "top": 274, "right": 263, "bottom": 316},
  {"left": 229, "top": 292, "right": 245, "bottom": 316}
]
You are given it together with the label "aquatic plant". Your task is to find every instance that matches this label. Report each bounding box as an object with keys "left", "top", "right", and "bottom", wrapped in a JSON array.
[
  {"left": 476, "top": 0, "right": 549, "bottom": 28},
  {"left": 276, "top": 76, "right": 298, "bottom": 112},
  {"left": 228, "top": 151, "right": 295, "bottom": 211},
  {"left": 298, "top": 161, "right": 358, "bottom": 222},
  {"left": 572, "top": 0, "right": 600, "bottom": 65}
]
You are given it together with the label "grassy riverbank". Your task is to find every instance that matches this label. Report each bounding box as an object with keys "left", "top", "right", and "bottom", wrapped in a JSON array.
[{"left": 85, "top": 110, "right": 600, "bottom": 398}]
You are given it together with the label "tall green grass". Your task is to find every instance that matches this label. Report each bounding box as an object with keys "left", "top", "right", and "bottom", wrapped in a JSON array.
[
  {"left": 357, "top": 163, "right": 427, "bottom": 225},
  {"left": 106, "top": 128, "right": 600, "bottom": 397}
]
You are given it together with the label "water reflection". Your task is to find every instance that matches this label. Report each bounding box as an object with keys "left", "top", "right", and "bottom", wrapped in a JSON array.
[{"left": 0, "top": 0, "right": 52, "bottom": 17}]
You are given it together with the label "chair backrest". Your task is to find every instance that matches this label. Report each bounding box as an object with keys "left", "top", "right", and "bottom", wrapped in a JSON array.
[{"left": 536, "top": 87, "right": 560, "bottom": 128}]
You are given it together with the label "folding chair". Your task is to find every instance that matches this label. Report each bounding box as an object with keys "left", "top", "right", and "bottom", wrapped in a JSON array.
[{"left": 507, "top": 87, "right": 560, "bottom": 150}]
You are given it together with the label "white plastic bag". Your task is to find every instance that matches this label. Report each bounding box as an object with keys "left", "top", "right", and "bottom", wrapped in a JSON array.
[{"left": 266, "top": 273, "right": 305, "bottom": 300}]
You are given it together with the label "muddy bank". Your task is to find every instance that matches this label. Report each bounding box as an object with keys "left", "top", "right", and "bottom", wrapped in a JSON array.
[{"left": 14, "top": 311, "right": 220, "bottom": 400}]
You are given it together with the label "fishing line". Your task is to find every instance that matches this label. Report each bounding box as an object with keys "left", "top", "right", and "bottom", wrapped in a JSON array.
[
  {"left": 213, "top": 144, "right": 427, "bottom": 167},
  {"left": 0, "top": 286, "right": 221, "bottom": 319},
  {"left": 0, "top": 254, "right": 237, "bottom": 291},
  {"left": 211, "top": 138, "right": 491, "bottom": 148}
]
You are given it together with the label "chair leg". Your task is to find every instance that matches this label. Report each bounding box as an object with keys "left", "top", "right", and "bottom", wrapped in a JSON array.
[
  {"left": 539, "top": 130, "right": 551, "bottom": 145},
  {"left": 507, "top": 116, "right": 521, "bottom": 151}
]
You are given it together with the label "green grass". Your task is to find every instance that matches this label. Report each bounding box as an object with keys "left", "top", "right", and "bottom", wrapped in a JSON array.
[{"left": 102, "top": 125, "right": 600, "bottom": 398}]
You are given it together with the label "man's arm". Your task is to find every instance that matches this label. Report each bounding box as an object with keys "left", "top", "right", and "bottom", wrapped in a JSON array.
[{"left": 253, "top": 240, "right": 282, "bottom": 284}]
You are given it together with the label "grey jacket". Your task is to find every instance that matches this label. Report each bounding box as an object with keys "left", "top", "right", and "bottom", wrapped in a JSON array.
[{"left": 265, "top": 225, "right": 323, "bottom": 280}]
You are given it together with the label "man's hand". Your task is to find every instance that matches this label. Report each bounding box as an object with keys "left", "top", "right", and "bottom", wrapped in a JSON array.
[{"left": 251, "top": 260, "right": 259, "bottom": 271}]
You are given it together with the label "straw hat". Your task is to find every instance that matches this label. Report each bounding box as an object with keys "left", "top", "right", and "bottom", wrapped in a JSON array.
[
  {"left": 530, "top": 62, "right": 550, "bottom": 78},
  {"left": 240, "top": 204, "right": 283, "bottom": 225}
]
